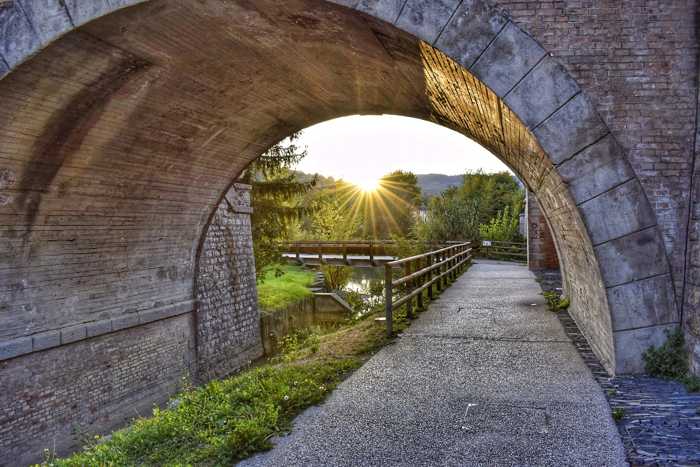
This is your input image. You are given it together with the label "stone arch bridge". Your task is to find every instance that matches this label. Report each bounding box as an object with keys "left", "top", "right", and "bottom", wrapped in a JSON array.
[{"left": 0, "top": 0, "right": 697, "bottom": 462}]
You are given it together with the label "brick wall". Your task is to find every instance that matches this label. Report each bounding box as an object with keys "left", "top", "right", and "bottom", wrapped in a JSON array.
[
  {"left": 0, "top": 316, "right": 196, "bottom": 466},
  {"left": 527, "top": 191, "right": 560, "bottom": 271},
  {"left": 0, "top": 184, "right": 262, "bottom": 464},
  {"left": 195, "top": 184, "right": 263, "bottom": 382}
]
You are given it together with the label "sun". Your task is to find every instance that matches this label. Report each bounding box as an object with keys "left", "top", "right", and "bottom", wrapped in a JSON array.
[{"left": 355, "top": 177, "right": 380, "bottom": 192}]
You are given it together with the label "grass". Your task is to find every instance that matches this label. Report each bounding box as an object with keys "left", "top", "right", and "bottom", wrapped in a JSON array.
[
  {"left": 257, "top": 265, "right": 315, "bottom": 311},
  {"left": 44, "top": 313, "right": 390, "bottom": 467},
  {"left": 46, "top": 264, "right": 469, "bottom": 466}
]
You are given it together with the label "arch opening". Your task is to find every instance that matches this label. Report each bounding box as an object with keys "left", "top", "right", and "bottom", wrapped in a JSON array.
[{"left": 0, "top": 0, "right": 680, "bottom": 462}]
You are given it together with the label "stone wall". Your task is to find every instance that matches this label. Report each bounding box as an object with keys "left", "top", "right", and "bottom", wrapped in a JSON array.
[
  {"left": 527, "top": 191, "right": 560, "bottom": 271},
  {"left": 492, "top": 0, "right": 698, "bottom": 372},
  {"left": 686, "top": 51, "right": 700, "bottom": 375},
  {"left": 0, "top": 184, "right": 262, "bottom": 464},
  {"left": 0, "top": 315, "right": 196, "bottom": 466},
  {"left": 195, "top": 184, "right": 263, "bottom": 382}
]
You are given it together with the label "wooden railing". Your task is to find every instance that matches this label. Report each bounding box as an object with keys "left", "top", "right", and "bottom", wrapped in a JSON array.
[
  {"left": 478, "top": 240, "right": 527, "bottom": 263},
  {"left": 384, "top": 242, "right": 473, "bottom": 336}
]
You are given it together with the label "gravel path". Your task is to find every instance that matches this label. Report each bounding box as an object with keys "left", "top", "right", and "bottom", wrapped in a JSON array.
[{"left": 240, "top": 260, "right": 626, "bottom": 466}]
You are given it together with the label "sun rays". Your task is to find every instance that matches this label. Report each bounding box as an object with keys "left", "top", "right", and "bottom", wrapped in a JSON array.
[{"left": 328, "top": 176, "right": 420, "bottom": 239}]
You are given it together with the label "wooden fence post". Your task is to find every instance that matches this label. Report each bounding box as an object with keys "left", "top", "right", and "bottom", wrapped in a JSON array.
[
  {"left": 427, "top": 253, "right": 434, "bottom": 300},
  {"left": 385, "top": 264, "right": 393, "bottom": 336},
  {"left": 404, "top": 261, "right": 413, "bottom": 319}
]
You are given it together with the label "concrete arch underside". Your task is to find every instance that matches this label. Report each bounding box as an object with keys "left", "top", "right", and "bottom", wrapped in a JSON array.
[{"left": 0, "top": 0, "right": 684, "bottom": 461}]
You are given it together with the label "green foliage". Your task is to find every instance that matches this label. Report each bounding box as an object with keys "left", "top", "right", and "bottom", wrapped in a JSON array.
[
  {"left": 459, "top": 170, "right": 524, "bottom": 225},
  {"left": 308, "top": 194, "right": 362, "bottom": 240},
  {"left": 612, "top": 407, "right": 625, "bottom": 422},
  {"left": 240, "top": 133, "right": 316, "bottom": 278},
  {"left": 643, "top": 328, "right": 700, "bottom": 393},
  {"left": 273, "top": 327, "right": 322, "bottom": 363},
  {"left": 479, "top": 204, "right": 522, "bottom": 242},
  {"left": 683, "top": 375, "right": 700, "bottom": 392},
  {"left": 257, "top": 265, "right": 314, "bottom": 311},
  {"left": 389, "top": 234, "right": 426, "bottom": 258},
  {"left": 643, "top": 329, "right": 690, "bottom": 379},
  {"left": 542, "top": 291, "right": 569, "bottom": 312},
  {"left": 416, "top": 187, "right": 480, "bottom": 243},
  {"left": 48, "top": 360, "right": 359, "bottom": 466},
  {"left": 415, "top": 171, "right": 524, "bottom": 245},
  {"left": 321, "top": 265, "right": 353, "bottom": 291}
]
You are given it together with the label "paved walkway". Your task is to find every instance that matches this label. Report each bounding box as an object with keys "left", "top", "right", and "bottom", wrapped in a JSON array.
[{"left": 240, "top": 260, "right": 626, "bottom": 466}]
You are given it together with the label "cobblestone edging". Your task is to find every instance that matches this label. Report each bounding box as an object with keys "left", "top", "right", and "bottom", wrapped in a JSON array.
[
  {"left": 558, "top": 310, "right": 700, "bottom": 465},
  {"left": 535, "top": 270, "right": 700, "bottom": 465}
]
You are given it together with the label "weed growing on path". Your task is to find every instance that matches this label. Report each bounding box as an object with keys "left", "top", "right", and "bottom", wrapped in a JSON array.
[{"left": 542, "top": 290, "right": 569, "bottom": 312}]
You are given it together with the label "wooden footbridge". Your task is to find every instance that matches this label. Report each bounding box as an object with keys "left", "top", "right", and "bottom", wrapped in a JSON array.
[{"left": 281, "top": 240, "right": 526, "bottom": 267}]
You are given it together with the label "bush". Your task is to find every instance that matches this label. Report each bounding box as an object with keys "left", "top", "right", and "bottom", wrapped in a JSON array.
[
  {"left": 321, "top": 265, "right": 353, "bottom": 291},
  {"left": 643, "top": 329, "right": 689, "bottom": 379},
  {"left": 479, "top": 204, "right": 522, "bottom": 243},
  {"left": 643, "top": 328, "right": 700, "bottom": 392}
]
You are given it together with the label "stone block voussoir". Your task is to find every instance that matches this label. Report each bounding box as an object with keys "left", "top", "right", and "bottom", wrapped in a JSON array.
[
  {"left": 356, "top": 0, "right": 406, "bottom": 24},
  {"left": 614, "top": 324, "right": 678, "bottom": 374},
  {"left": 556, "top": 134, "right": 635, "bottom": 204},
  {"left": 579, "top": 178, "right": 656, "bottom": 245},
  {"left": 471, "top": 22, "right": 546, "bottom": 97},
  {"left": 607, "top": 274, "right": 679, "bottom": 331},
  {"left": 534, "top": 93, "right": 609, "bottom": 165},
  {"left": 396, "top": 0, "right": 461, "bottom": 45},
  {"left": 595, "top": 227, "right": 669, "bottom": 287},
  {"left": 504, "top": 55, "right": 580, "bottom": 129},
  {"left": 0, "top": 3, "right": 40, "bottom": 67},
  {"left": 63, "top": 0, "right": 113, "bottom": 27},
  {"left": 434, "top": 0, "right": 507, "bottom": 69},
  {"left": 0, "top": 55, "right": 8, "bottom": 78},
  {"left": 327, "top": 0, "right": 361, "bottom": 8},
  {"left": 15, "top": 0, "right": 72, "bottom": 45}
]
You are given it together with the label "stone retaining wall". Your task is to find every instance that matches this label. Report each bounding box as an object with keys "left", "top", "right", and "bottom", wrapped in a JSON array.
[{"left": 0, "top": 184, "right": 262, "bottom": 464}]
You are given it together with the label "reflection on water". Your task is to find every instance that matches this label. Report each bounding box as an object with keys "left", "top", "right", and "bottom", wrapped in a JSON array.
[
  {"left": 342, "top": 267, "right": 385, "bottom": 316},
  {"left": 345, "top": 267, "right": 384, "bottom": 294}
]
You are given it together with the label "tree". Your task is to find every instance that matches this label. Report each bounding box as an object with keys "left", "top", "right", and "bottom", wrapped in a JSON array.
[
  {"left": 460, "top": 170, "right": 523, "bottom": 224},
  {"left": 364, "top": 170, "right": 421, "bottom": 239},
  {"left": 416, "top": 187, "right": 481, "bottom": 243},
  {"left": 308, "top": 193, "right": 362, "bottom": 240},
  {"left": 238, "top": 133, "right": 316, "bottom": 278}
]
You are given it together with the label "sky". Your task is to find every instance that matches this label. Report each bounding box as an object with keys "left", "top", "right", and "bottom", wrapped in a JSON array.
[{"left": 294, "top": 115, "right": 511, "bottom": 186}]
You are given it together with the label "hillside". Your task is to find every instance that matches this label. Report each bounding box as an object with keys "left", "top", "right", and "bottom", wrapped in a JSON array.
[{"left": 415, "top": 173, "right": 462, "bottom": 196}]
